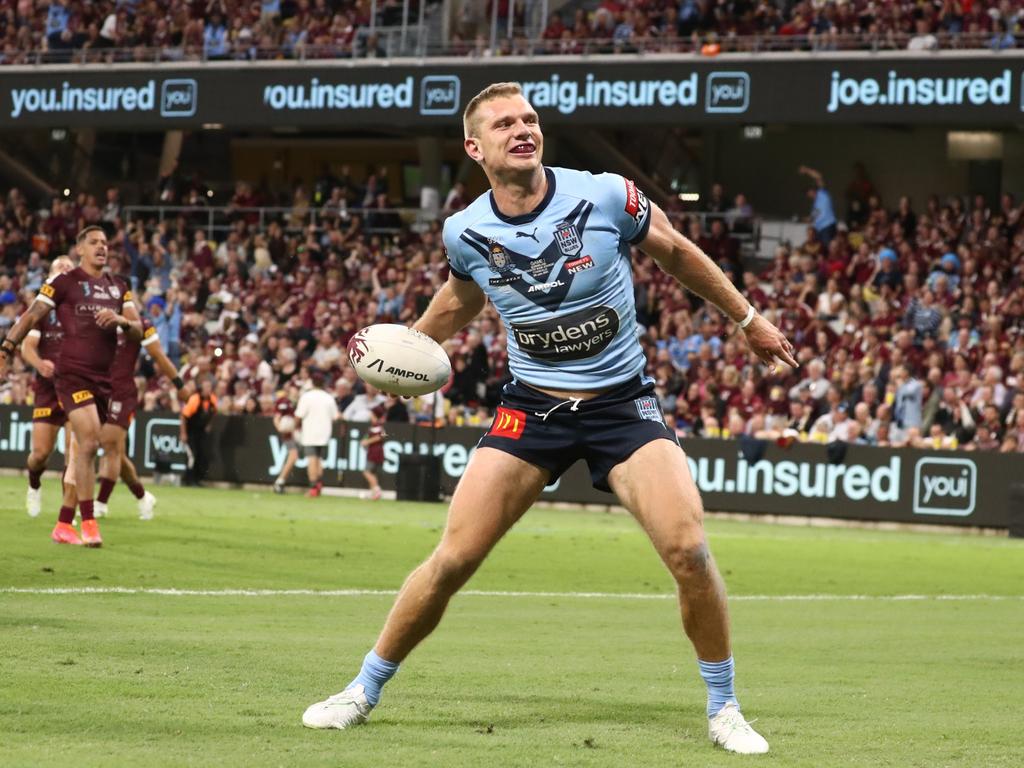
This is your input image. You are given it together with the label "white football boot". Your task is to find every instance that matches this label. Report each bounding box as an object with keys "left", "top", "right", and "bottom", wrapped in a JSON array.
[
  {"left": 708, "top": 702, "right": 769, "bottom": 754},
  {"left": 302, "top": 684, "right": 373, "bottom": 730},
  {"left": 93, "top": 501, "right": 109, "bottom": 518},
  {"left": 26, "top": 487, "right": 42, "bottom": 518},
  {"left": 138, "top": 491, "right": 157, "bottom": 520}
]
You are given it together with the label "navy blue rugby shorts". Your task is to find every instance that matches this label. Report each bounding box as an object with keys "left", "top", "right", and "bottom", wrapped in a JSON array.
[{"left": 477, "top": 375, "right": 679, "bottom": 492}]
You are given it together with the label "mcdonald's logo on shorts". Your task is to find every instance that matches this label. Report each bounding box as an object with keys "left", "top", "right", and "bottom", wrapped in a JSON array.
[
  {"left": 489, "top": 407, "right": 527, "bottom": 440},
  {"left": 71, "top": 390, "right": 94, "bottom": 404},
  {"left": 33, "top": 407, "right": 52, "bottom": 419}
]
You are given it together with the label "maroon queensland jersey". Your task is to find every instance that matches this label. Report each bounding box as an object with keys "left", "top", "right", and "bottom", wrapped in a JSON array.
[
  {"left": 36, "top": 267, "right": 133, "bottom": 382},
  {"left": 366, "top": 424, "right": 385, "bottom": 464},
  {"left": 26, "top": 307, "right": 63, "bottom": 364},
  {"left": 110, "top": 318, "right": 157, "bottom": 393},
  {"left": 275, "top": 396, "right": 296, "bottom": 439}
]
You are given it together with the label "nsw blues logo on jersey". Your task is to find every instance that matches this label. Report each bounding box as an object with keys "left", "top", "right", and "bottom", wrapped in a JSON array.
[
  {"left": 553, "top": 221, "right": 582, "bottom": 256},
  {"left": 459, "top": 199, "right": 594, "bottom": 313}
]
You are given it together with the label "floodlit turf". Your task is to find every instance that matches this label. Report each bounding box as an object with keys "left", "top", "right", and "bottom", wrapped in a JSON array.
[{"left": 2, "top": 477, "right": 1022, "bottom": 768}]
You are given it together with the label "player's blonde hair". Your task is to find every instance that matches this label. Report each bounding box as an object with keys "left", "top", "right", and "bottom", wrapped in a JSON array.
[
  {"left": 49, "top": 255, "right": 75, "bottom": 277},
  {"left": 463, "top": 82, "right": 524, "bottom": 139}
]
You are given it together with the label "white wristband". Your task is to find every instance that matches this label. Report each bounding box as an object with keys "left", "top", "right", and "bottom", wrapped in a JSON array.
[{"left": 738, "top": 305, "right": 756, "bottom": 329}]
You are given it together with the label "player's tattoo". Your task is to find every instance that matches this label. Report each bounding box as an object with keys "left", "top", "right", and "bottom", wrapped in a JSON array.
[{"left": 5, "top": 301, "right": 51, "bottom": 348}]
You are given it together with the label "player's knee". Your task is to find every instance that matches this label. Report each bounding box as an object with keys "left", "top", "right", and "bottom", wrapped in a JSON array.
[
  {"left": 429, "top": 546, "right": 482, "bottom": 591},
  {"left": 77, "top": 435, "right": 100, "bottom": 458},
  {"left": 664, "top": 536, "right": 712, "bottom": 584}
]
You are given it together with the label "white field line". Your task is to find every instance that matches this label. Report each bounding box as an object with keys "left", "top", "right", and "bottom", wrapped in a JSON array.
[{"left": 0, "top": 587, "right": 1020, "bottom": 601}]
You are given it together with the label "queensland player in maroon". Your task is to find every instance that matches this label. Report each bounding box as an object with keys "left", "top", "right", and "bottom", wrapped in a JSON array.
[
  {"left": 95, "top": 319, "right": 186, "bottom": 519},
  {"left": 0, "top": 226, "right": 143, "bottom": 547},
  {"left": 21, "top": 255, "right": 75, "bottom": 521}
]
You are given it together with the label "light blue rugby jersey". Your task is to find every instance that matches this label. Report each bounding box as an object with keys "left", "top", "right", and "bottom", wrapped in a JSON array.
[{"left": 443, "top": 166, "right": 652, "bottom": 390}]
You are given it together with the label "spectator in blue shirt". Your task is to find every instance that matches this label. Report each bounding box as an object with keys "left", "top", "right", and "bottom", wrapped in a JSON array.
[
  {"left": 149, "top": 295, "right": 182, "bottom": 366},
  {"left": 204, "top": 13, "right": 229, "bottom": 59},
  {"left": 682, "top": 316, "right": 724, "bottom": 363},
  {"left": 989, "top": 19, "right": 1015, "bottom": 50},
  {"left": 904, "top": 289, "right": 943, "bottom": 343},
  {"left": 798, "top": 165, "right": 837, "bottom": 248},
  {"left": 46, "top": 0, "right": 71, "bottom": 49},
  {"left": 892, "top": 365, "right": 924, "bottom": 430}
]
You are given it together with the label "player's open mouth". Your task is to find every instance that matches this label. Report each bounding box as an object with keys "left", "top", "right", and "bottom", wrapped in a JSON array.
[{"left": 509, "top": 143, "right": 535, "bottom": 155}]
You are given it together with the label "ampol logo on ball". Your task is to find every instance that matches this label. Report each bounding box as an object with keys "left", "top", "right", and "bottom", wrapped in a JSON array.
[{"left": 912, "top": 457, "right": 977, "bottom": 516}]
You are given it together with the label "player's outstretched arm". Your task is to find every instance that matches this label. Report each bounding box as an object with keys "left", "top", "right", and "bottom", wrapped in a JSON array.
[
  {"left": 798, "top": 165, "right": 824, "bottom": 187},
  {"left": 0, "top": 301, "right": 51, "bottom": 374},
  {"left": 412, "top": 273, "right": 486, "bottom": 344},
  {"left": 639, "top": 204, "right": 798, "bottom": 371},
  {"left": 146, "top": 336, "right": 187, "bottom": 398}
]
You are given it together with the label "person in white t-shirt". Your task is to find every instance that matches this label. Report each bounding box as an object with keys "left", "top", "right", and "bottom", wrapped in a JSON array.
[{"left": 295, "top": 372, "right": 340, "bottom": 498}]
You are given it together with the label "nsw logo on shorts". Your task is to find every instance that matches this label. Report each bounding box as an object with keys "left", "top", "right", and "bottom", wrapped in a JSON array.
[
  {"left": 71, "top": 390, "right": 94, "bottom": 404},
  {"left": 634, "top": 396, "right": 664, "bottom": 425},
  {"left": 489, "top": 407, "right": 527, "bottom": 440}
]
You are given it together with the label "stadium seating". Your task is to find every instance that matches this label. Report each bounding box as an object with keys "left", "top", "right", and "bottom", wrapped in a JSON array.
[
  {"left": 0, "top": 175, "right": 1021, "bottom": 453},
  {"left": 0, "top": 0, "right": 1017, "bottom": 65}
]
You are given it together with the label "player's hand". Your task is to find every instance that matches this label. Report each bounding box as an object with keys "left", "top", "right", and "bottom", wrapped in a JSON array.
[
  {"left": 37, "top": 359, "right": 55, "bottom": 378},
  {"left": 742, "top": 314, "right": 799, "bottom": 372},
  {"left": 95, "top": 308, "right": 123, "bottom": 329}
]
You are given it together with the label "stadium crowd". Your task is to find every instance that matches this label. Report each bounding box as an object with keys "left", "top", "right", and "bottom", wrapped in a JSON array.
[
  {"left": 524, "top": 0, "right": 1024, "bottom": 54},
  {"left": 0, "top": 164, "right": 1022, "bottom": 454},
  {"left": 0, "top": 0, "right": 1019, "bottom": 64},
  {"left": 0, "top": 0, "right": 438, "bottom": 63}
]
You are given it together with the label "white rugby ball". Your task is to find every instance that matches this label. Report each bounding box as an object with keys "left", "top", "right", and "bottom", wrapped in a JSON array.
[
  {"left": 277, "top": 415, "right": 296, "bottom": 434},
  {"left": 347, "top": 324, "right": 451, "bottom": 396}
]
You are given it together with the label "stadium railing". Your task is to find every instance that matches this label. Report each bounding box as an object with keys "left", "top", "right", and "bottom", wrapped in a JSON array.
[
  {"left": 123, "top": 204, "right": 423, "bottom": 238},
  {"left": 123, "top": 205, "right": 762, "bottom": 251},
  {"left": 9, "top": 31, "right": 1015, "bottom": 65}
]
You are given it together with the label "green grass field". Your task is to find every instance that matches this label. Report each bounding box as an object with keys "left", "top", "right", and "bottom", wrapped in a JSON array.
[{"left": 2, "top": 476, "right": 1022, "bottom": 768}]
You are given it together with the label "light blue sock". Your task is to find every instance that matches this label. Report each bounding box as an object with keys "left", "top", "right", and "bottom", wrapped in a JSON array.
[
  {"left": 698, "top": 656, "right": 737, "bottom": 718},
  {"left": 347, "top": 649, "right": 400, "bottom": 707}
]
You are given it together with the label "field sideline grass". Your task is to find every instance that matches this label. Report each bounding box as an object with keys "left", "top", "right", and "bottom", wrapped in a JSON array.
[{"left": 2, "top": 477, "right": 1022, "bottom": 767}]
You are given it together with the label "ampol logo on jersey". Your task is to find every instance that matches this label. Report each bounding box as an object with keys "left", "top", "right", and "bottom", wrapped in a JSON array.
[{"left": 912, "top": 457, "right": 977, "bottom": 516}]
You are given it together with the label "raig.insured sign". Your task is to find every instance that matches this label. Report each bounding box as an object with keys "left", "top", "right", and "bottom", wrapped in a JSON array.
[
  {"left": 1, "top": 54, "right": 1023, "bottom": 128},
  {"left": 0, "top": 407, "right": 1010, "bottom": 528}
]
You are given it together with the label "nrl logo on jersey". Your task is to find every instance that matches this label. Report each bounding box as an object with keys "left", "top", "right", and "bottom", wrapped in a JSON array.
[
  {"left": 553, "top": 221, "right": 583, "bottom": 257},
  {"left": 487, "top": 240, "right": 513, "bottom": 273}
]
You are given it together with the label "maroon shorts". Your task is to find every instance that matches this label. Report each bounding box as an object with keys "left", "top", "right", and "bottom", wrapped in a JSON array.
[
  {"left": 106, "top": 388, "right": 139, "bottom": 430},
  {"left": 55, "top": 371, "right": 111, "bottom": 422},
  {"left": 32, "top": 377, "right": 67, "bottom": 425}
]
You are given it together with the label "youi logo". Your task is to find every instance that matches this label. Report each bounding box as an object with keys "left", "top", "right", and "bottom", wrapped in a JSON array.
[
  {"left": 705, "top": 72, "right": 750, "bottom": 114},
  {"left": 144, "top": 418, "right": 188, "bottom": 471},
  {"left": 160, "top": 79, "right": 198, "bottom": 118},
  {"left": 913, "top": 457, "right": 977, "bottom": 516},
  {"left": 420, "top": 76, "right": 460, "bottom": 115}
]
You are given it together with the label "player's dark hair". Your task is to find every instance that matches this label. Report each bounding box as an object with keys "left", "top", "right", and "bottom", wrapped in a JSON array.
[{"left": 76, "top": 225, "right": 106, "bottom": 243}]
